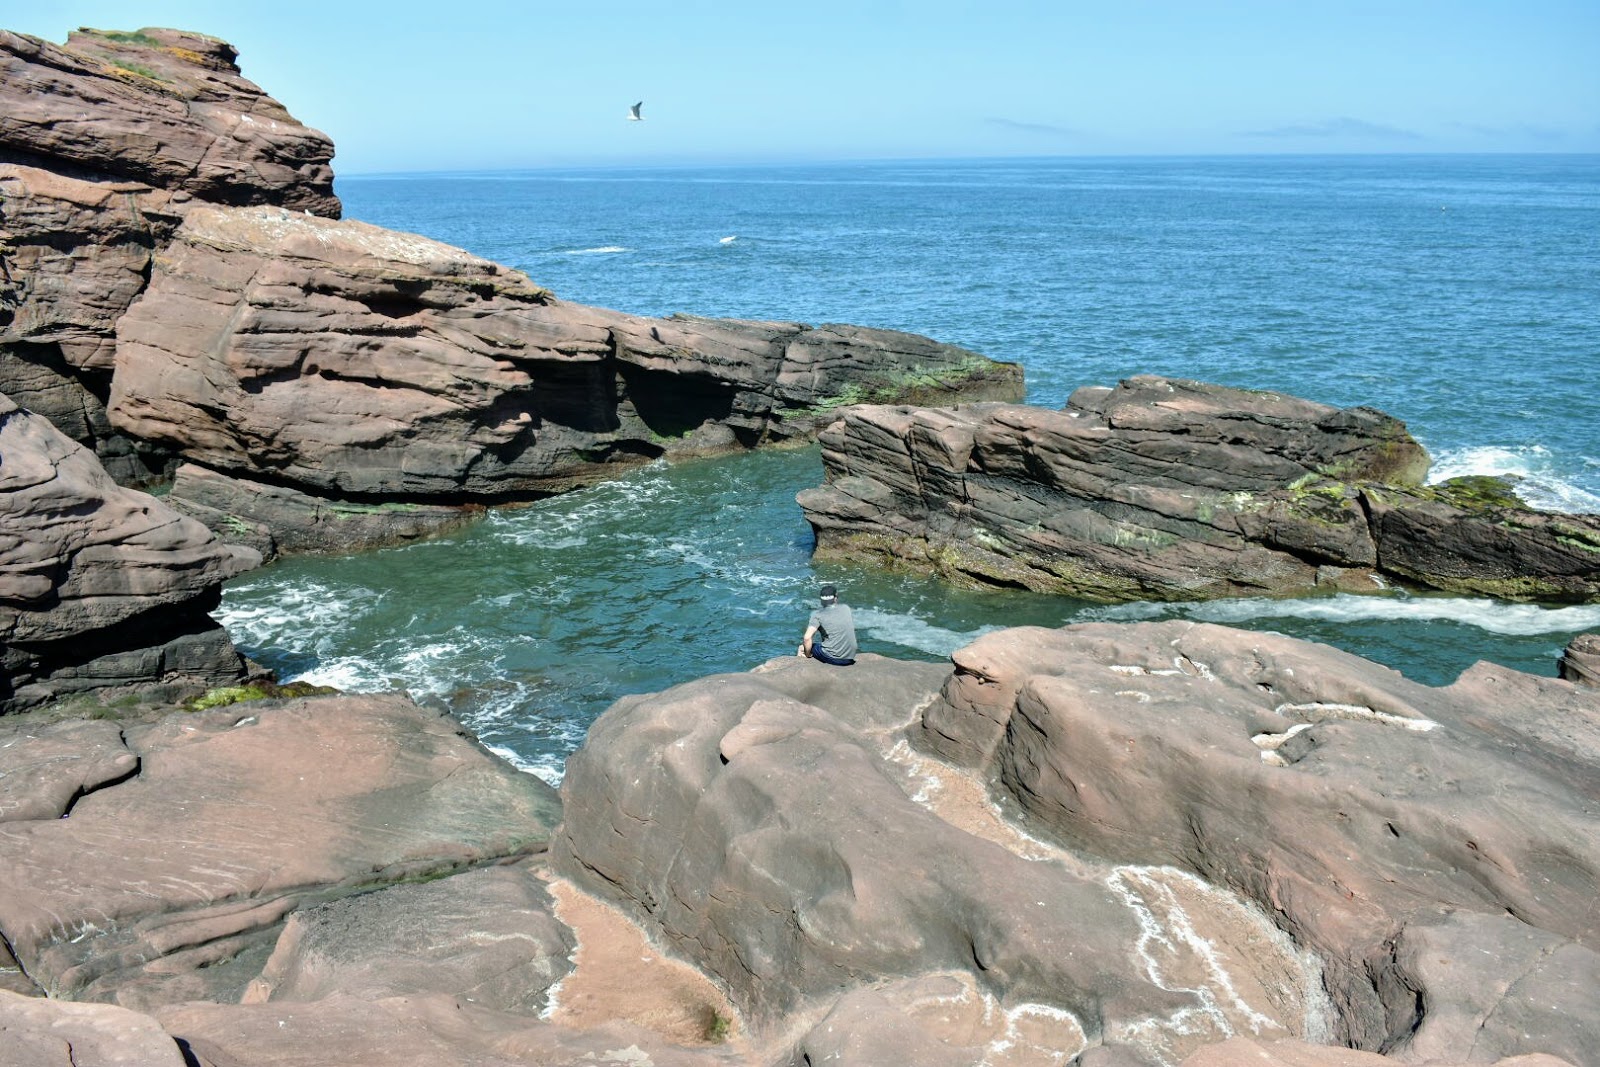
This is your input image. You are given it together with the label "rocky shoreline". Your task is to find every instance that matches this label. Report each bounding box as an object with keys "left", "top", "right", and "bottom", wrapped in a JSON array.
[
  {"left": 3, "top": 22, "right": 1599, "bottom": 1067},
  {"left": 799, "top": 377, "right": 1600, "bottom": 602},
  {"left": 1, "top": 25, "right": 1018, "bottom": 710},
  {"left": 2, "top": 629, "right": 1596, "bottom": 1065}
]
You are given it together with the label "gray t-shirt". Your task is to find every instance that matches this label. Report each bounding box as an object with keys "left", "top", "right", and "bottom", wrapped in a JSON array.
[{"left": 808, "top": 602, "right": 857, "bottom": 660}]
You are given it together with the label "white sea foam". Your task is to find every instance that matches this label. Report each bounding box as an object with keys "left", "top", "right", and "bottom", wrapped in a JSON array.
[
  {"left": 1087, "top": 593, "right": 1600, "bottom": 637},
  {"left": 853, "top": 607, "right": 995, "bottom": 658},
  {"left": 1428, "top": 444, "right": 1600, "bottom": 513},
  {"left": 718, "top": 235, "right": 738, "bottom": 244},
  {"left": 563, "top": 245, "right": 631, "bottom": 255}
]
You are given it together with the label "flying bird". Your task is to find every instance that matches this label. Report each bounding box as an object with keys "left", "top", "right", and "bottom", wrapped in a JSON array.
[{"left": 628, "top": 101, "right": 643, "bottom": 121}]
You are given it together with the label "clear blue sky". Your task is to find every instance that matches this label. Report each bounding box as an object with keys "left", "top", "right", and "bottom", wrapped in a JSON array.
[{"left": 14, "top": 1, "right": 1600, "bottom": 174}]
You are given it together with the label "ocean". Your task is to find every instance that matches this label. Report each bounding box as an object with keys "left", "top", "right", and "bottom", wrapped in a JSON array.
[{"left": 215, "top": 155, "right": 1600, "bottom": 783}]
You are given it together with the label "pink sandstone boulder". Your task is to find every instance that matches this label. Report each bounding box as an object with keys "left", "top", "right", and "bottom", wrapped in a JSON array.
[
  {"left": 913, "top": 620, "right": 1600, "bottom": 1062},
  {"left": 0, "top": 988, "right": 188, "bottom": 1067}
]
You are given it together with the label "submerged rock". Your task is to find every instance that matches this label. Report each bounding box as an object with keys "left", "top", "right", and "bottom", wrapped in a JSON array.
[
  {"left": 107, "top": 205, "right": 1020, "bottom": 554},
  {"left": 798, "top": 376, "right": 1600, "bottom": 602},
  {"left": 0, "top": 393, "right": 258, "bottom": 714}
]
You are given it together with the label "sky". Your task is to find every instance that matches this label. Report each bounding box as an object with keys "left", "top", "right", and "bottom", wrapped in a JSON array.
[{"left": 12, "top": 1, "right": 1600, "bottom": 174}]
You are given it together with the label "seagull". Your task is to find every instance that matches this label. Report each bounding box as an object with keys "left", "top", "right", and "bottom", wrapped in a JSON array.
[{"left": 628, "top": 101, "right": 643, "bottom": 121}]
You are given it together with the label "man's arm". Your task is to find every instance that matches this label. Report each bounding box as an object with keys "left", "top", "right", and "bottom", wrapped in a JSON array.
[{"left": 798, "top": 623, "right": 819, "bottom": 657}]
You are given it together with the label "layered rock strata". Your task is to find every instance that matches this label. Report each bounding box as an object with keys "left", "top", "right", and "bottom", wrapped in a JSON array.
[
  {"left": 0, "top": 28, "right": 339, "bottom": 214},
  {"left": 1, "top": 26, "right": 339, "bottom": 477},
  {"left": 0, "top": 394, "right": 258, "bottom": 713},
  {"left": 557, "top": 625, "right": 1600, "bottom": 1066},
  {"left": 107, "top": 205, "right": 1020, "bottom": 554},
  {"left": 798, "top": 376, "right": 1600, "bottom": 601}
]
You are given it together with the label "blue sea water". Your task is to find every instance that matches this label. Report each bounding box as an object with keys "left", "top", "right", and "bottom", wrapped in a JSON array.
[{"left": 217, "top": 155, "right": 1600, "bottom": 782}]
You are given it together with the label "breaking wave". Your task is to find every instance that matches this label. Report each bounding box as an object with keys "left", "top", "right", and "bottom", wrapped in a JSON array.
[
  {"left": 1428, "top": 444, "right": 1600, "bottom": 513},
  {"left": 1088, "top": 593, "right": 1600, "bottom": 637}
]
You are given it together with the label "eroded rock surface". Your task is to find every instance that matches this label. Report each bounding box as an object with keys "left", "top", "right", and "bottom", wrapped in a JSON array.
[
  {"left": 0, "top": 28, "right": 339, "bottom": 215},
  {"left": 798, "top": 377, "right": 1600, "bottom": 602},
  {"left": 914, "top": 620, "right": 1600, "bottom": 1062},
  {"left": 0, "top": 394, "right": 258, "bottom": 712},
  {"left": 0, "top": 165, "right": 186, "bottom": 481},
  {"left": 556, "top": 655, "right": 1344, "bottom": 1065},
  {"left": 0, "top": 693, "right": 560, "bottom": 1007},
  {"left": 107, "top": 205, "right": 1020, "bottom": 552}
]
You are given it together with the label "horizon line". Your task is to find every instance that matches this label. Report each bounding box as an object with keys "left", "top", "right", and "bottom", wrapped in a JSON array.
[{"left": 337, "top": 149, "right": 1600, "bottom": 181}]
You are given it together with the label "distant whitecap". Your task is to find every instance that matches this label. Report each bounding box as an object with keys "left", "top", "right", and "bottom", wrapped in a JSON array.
[
  {"left": 564, "top": 245, "right": 631, "bottom": 255},
  {"left": 719, "top": 235, "right": 737, "bottom": 244}
]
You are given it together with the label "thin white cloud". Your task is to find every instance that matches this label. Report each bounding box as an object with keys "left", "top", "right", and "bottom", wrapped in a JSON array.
[
  {"left": 983, "top": 117, "right": 1082, "bottom": 138},
  {"left": 1243, "top": 116, "right": 1423, "bottom": 141}
]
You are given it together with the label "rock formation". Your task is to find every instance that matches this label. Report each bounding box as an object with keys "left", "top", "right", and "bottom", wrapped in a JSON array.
[
  {"left": 1561, "top": 632, "right": 1600, "bottom": 686},
  {"left": 0, "top": 693, "right": 561, "bottom": 1006},
  {"left": 798, "top": 377, "right": 1600, "bottom": 602},
  {"left": 556, "top": 624, "right": 1600, "bottom": 1066},
  {"left": 0, "top": 28, "right": 340, "bottom": 214},
  {"left": 1, "top": 28, "right": 341, "bottom": 480},
  {"left": 0, "top": 394, "right": 258, "bottom": 713},
  {"left": 5, "top": 630, "right": 1588, "bottom": 1064},
  {"left": 2, "top": 24, "right": 1020, "bottom": 560},
  {"left": 104, "top": 204, "right": 1019, "bottom": 554}
]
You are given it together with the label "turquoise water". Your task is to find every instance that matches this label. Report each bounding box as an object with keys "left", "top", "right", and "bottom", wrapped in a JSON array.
[{"left": 218, "top": 155, "right": 1600, "bottom": 782}]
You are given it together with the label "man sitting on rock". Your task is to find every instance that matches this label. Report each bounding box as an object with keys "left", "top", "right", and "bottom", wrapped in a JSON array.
[{"left": 798, "top": 584, "right": 857, "bottom": 666}]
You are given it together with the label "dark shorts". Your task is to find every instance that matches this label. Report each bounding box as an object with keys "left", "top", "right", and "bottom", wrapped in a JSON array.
[{"left": 808, "top": 645, "right": 855, "bottom": 666}]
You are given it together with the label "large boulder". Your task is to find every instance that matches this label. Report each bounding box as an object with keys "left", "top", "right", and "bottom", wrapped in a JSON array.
[
  {"left": 798, "top": 377, "right": 1600, "bottom": 602},
  {"left": 0, "top": 393, "right": 257, "bottom": 713},
  {"left": 913, "top": 620, "right": 1600, "bottom": 1062},
  {"left": 0, "top": 988, "right": 189, "bottom": 1067},
  {"left": 0, "top": 28, "right": 338, "bottom": 216},
  {"left": 551, "top": 628, "right": 1598, "bottom": 1064},
  {"left": 0, "top": 692, "right": 561, "bottom": 1007},
  {"left": 107, "top": 205, "right": 1021, "bottom": 553},
  {"left": 556, "top": 655, "right": 1339, "bottom": 1065}
]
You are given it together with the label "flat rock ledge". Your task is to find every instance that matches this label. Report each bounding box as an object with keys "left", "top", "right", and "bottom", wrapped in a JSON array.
[
  {"left": 2, "top": 625, "right": 1595, "bottom": 1065},
  {"left": 798, "top": 376, "right": 1600, "bottom": 602}
]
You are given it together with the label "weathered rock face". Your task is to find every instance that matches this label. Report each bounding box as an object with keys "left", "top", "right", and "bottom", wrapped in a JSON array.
[
  {"left": 0, "top": 393, "right": 258, "bottom": 713},
  {"left": 1, "top": 25, "right": 337, "bottom": 478},
  {"left": 107, "top": 205, "right": 1021, "bottom": 553},
  {"left": 1, "top": 633, "right": 1590, "bottom": 1065},
  {"left": 914, "top": 621, "right": 1600, "bottom": 1063},
  {"left": 550, "top": 628, "right": 1599, "bottom": 1065},
  {"left": 0, "top": 164, "right": 185, "bottom": 483},
  {"left": 556, "top": 656, "right": 1342, "bottom": 1065},
  {"left": 0, "top": 28, "right": 339, "bottom": 216},
  {"left": 0, "top": 693, "right": 561, "bottom": 1006},
  {"left": 0, "top": 690, "right": 747, "bottom": 1066},
  {"left": 798, "top": 377, "right": 1600, "bottom": 602},
  {"left": 1561, "top": 632, "right": 1600, "bottom": 686}
]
